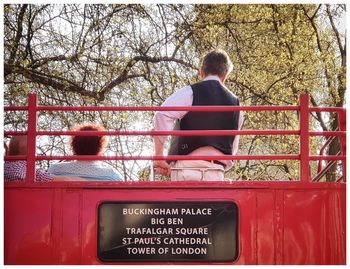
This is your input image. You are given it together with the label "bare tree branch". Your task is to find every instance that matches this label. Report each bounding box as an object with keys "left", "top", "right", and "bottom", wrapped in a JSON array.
[{"left": 8, "top": 4, "right": 27, "bottom": 65}]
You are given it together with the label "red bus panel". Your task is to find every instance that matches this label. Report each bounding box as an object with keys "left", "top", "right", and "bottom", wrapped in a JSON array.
[{"left": 4, "top": 182, "right": 346, "bottom": 265}]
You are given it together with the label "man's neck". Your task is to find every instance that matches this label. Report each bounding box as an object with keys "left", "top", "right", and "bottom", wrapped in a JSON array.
[
  {"left": 203, "top": 74, "right": 220, "bottom": 80},
  {"left": 203, "top": 75, "right": 224, "bottom": 84}
]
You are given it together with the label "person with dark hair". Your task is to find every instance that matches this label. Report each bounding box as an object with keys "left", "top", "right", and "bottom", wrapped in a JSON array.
[
  {"left": 48, "top": 123, "right": 123, "bottom": 181},
  {"left": 153, "top": 49, "right": 243, "bottom": 181}
]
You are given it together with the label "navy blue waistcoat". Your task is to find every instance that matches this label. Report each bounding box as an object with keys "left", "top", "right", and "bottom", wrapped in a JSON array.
[{"left": 168, "top": 80, "right": 240, "bottom": 156}]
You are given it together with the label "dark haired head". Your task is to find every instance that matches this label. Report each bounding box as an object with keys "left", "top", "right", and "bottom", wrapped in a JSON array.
[
  {"left": 70, "top": 123, "right": 107, "bottom": 156},
  {"left": 200, "top": 49, "right": 233, "bottom": 78}
]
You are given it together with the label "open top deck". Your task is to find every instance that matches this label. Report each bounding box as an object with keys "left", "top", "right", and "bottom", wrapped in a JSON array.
[{"left": 4, "top": 93, "right": 346, "bottom": 264}]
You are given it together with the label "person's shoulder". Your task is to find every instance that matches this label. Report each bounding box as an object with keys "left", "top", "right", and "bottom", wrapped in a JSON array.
[
  {"left": 36, "top": 168, "right": 54, "bottom": 181},
  {"left": 161, "top": 84, "right": 193, "bottom": 107},
  {"left": 110, "top": 168, "right": 123, "bottom": 179},
  {"left": 190, "top": 80, "right": 203, "bottom": 87},
  {"left": 95, "top": 161, "right": 109, "bottom": 169},
  {"left": 94, "top": 162, "right": 121, "bottom": 178},
  {"left": 4, "top": 161, "right": 26, "bottom": 181},
  {"left": 228, "top": 91, "right": 239, "bottom": 100},
  {"left": 4, "top": 160, "right": 26, "bottom": 168},
  {"left": 105, "top": 166, "right": 123, "bottom": 181},
  {"left": 93, "top": 167, "right": 123, "bottom": 181},
  {"left": 222, "top": 86, "right": 239, "bottom": 101},
  {"left": 50, "top": 162, "right": 70, "bottom": 168},
  {"left": 174, "top": 84, "right": 192, "bottom": 95},
  {"left": 48, "top": 161, "right": 74, "bottom": 172}
]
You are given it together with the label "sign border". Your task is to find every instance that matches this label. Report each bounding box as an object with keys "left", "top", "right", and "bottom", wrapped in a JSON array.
[{"left": 97, "top": 200, "right": 239, "bottom": 263}]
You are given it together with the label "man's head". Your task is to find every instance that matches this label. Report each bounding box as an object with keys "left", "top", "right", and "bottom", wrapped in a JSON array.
[
  {"left": 8, "top": 135, "right": 27, "bottom": 156},
  {"left": 70, "top": 123, "right": 108, "bottom": 156},
  {"left": 200, "top": 49, "right": 233, "bottom": 82}
]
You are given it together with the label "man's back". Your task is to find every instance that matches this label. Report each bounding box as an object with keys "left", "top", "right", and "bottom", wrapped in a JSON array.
[
  {"left": 153, "top": 49, "right": 243, "bottom": 180},
  {"left": 176, "top": 79, "right": 240, "bottom": 156}
]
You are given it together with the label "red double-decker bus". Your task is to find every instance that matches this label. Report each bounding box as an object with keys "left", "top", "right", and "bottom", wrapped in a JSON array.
[{"left": 4, "top": 93, "right": 346, "bottom": 265}]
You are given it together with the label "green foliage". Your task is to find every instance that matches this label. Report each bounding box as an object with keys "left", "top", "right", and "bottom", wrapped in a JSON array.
[{"left": 192, "top": 4, "right": 345, "bottom": 180}]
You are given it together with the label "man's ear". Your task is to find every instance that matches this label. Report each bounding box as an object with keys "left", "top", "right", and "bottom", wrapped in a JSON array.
[
  {"left": 199, "top": 68, "right": 205, "bottom": 79},
  {"left": 220, "top": 73, "right": 228, "bottom": 83}
]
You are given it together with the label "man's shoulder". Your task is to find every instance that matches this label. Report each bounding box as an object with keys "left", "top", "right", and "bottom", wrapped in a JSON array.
[
  {"left": 4, "top": 161, "right": 26, "bottom": 181},
  {"left": 225, "top": 89, "right": 239, "bottom": 101},
  {"left": 220, "top": 84, "right": 239, "bottom": 102},
  {"left": 189, "top": 80, "right": 204, "bottom": 87},
  {"left": 175, "top": 83, "right": 193, "bottom": 93},
  {"left": 4, "top": 160, "right": 26, "bottom": 168},
  {"left": 161, "top": 84, "right": 193, "bottom": 106}
]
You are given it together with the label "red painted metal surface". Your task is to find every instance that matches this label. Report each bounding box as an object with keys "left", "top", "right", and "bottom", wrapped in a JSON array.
[
  {"left": 5, "top": 104, "right": 344, "bottom": 113},
  {"left": 283, "top": 188, "right": 346, "bottom": 264},
  {"left": 317, "top": 136, "right": 337, "bottom": 173},
  {"left": 3, "top": 93, "right": 346, "bottom": 264},
  {"left": 26, "top": 93, "right": 37, "bottom": 183},
  {"left": 299, "top": 94, "right": 310, "bottom": 182},
  {"left": 4, "top": 130, "right": 346, "bottom": 137},
  {"left": 4, "top": 182, "right": 346, "bottom": 265},
  {"left": 4, "top": 154, "right": 346, "bottom": 162},
  {"left": 339, "top": 110, "right": 346, "bottom": 181},
  {"left": 4, "top": 105, "right": 300, "bottom": 112}
]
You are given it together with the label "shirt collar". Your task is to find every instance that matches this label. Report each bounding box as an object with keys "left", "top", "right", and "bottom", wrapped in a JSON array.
[
  {"left": 75, "top": 160, "right": 100, "bottom": 164},
  {"left": 203, "top": 75, "right": 221, "bottom": 82}
]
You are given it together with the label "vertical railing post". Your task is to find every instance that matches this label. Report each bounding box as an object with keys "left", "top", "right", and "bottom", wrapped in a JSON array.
[
  {"left": 338, "top": 110, "right": 346, "bottom": 182},
  {"left": 26, "top": 93, "right": 38, "bottom": 183},
  {"left": 299, "top": 94, "right": 310, "bottom": 182}
]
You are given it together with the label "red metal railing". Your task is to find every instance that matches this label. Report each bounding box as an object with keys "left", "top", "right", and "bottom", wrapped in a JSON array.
[
  {"left": 313, "top": 130, "right": 340, "bottom": 182},
  {"left": 4, "top": 93, "right": 346, "bottom": 182}
]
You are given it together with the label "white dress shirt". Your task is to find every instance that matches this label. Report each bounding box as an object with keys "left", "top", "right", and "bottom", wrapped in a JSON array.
[{"left": 153, "top": 75, "right": 244, "bottom": 170}]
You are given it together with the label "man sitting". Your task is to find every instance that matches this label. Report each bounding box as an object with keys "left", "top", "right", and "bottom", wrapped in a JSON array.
[{"left": 4, "top": 135, "right": 53, "bottom": 181}]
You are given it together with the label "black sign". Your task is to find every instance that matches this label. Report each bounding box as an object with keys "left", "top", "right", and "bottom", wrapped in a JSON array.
[{"left": 98, "top": 202, "right": 238, "bottom": 262}]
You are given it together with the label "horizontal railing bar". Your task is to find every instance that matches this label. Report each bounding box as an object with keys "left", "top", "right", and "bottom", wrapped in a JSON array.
[
  {"left": 4, "top": 130, "right": 299, "bottom": 136},
  {"left": 5, "top": 106, "right": 345, "bottom": 113},
  {"left": 4, "top": 106, "right": 28, "bottom": 111},
  {"left": 5, "top": 155, "right": 301, "bottom": 161},
  {"left": 5, "top": 180, "right": 347, "bottom": 187},
  {"left": 4, "top": 105, "right": 300, "bottom": 112},
  {"left": 4, "top": 131, "right": 28, "bottom": 136},
  {"left": 36, "top": 130, "right": 299, "bottom": 136},
  {"left": 5, "top": 156, "right": 27, "bottom": 160},
  {"left": 309, "top": 107, "right": 346, "bottom": 112},
  {"left": 309, "top": 155, "right": 346, "bottom": 161},
  {"left": 39, "top": 105, "right": 300, "bottom": 111},
  {"left": 309, "top": 131, "right": 346, "bottom": 136},
  {"left": 5, "top": 130, "right": 346, "bottom": 137},
  {"left": 6, "top": 155, "right": 345, "bottom": 162}
]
